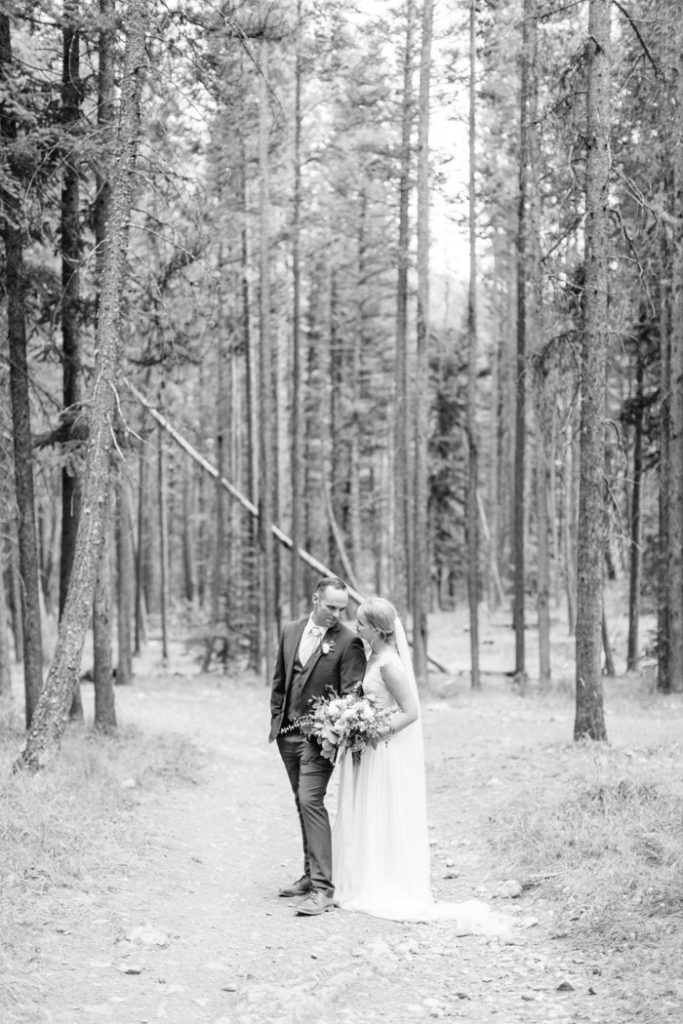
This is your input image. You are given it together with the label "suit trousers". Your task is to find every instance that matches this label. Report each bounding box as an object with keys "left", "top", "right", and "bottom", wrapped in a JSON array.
[{"left": 276, "top": 732, "right": 335, "bottom": 894}]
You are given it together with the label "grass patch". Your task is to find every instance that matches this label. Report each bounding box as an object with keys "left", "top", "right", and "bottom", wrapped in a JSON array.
[
  {"left": 493, "top": 740, "right": 683, "bottom": 949},
  {"left": 0, "top": 720, "right": 206, "bottom": 959}
]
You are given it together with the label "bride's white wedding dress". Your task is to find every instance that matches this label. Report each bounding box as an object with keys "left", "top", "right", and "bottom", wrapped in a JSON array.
[{"left": 332, "top": 644, "right": 513, "bottom": 939}]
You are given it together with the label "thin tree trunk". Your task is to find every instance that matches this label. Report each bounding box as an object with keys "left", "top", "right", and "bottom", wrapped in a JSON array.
[
  {"left": 60, "top": 0, "right": 86, "bottom": 723},
  {"left": 116, "top": 474, "right": 134, "bottom": 685},
  {"left": 134, "top": 436, "right": 147, "bottom": 655},
  {"left": 181, "top": 472, "right": 196, "bottom": 605},
  {"left": 394, "top": 0, "right": 415, "bottom": 615},
  {"left": 601, "top": 605, "right": 615, "bottom": 678},
  {"left": 626, "top": 341, "right": 643, "bottom": 672},
  {"left": 9, "top": 521, "right": 24, "bottom": 663},
  {"left": 289, "top": 0, "right": 304, "bottom": 620},
  {"left": 203, "top": 337, "right": 226, "bottom": 673},
  {"left": 664, "top": 28, "right": 683, "bottom": 693},
  {"left": 0, "top": 555, "right": 11, "bottom": 701},
  {"left": 574, "top": 0, "right": 609, "bottom": 742},
  {"left": 93, "top": 492, "right": 116, "bottom": 731},
  {"left": 412, "top": 0, "right": 433, "bottom": 685},
  {"left": 17, "top": 0, "right": 149, "bottom": 770},
  {"left": 657, "top": 259, "right": 671, "bottom": 692},
  {"left": 157, "top": 403, "right": 169, "bottom": 666},
  {"left": 258, "top": 37, "right": 277, "bottom": 672},
  {"left": 466, "top": 0, "right": 480, "bottom": 689},
  {"left": 513, "top": 0, "right": 533, "bottom": 683},
  {"left": 1, "top": 13, "right": 44, "bottom": 726}
]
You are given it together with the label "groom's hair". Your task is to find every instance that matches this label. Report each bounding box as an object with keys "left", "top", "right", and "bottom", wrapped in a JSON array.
[{"left": 314, "top": 576, "right": 347, "bottom": 596}]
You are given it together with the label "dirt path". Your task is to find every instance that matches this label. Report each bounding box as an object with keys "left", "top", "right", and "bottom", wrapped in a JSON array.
[{"left": 14, "top": 654, "right": 680, "bottom": 1024}]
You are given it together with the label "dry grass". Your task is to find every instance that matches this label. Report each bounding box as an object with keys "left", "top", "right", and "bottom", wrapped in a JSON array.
[
  {"left": 0, "top": 716, "right": 205, "bottom": 972},
  {"left": 492, "top": 738, "right": 683, "bottom": 950}
]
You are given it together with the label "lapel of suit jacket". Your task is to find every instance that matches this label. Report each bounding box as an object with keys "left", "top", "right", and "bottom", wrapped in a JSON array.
[{"left": 285, "top": 619, "right": 308, "bottom": 688}]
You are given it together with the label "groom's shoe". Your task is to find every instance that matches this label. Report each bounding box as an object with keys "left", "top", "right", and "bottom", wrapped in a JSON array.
[
  {"left": 295, "top": 889, "right": 334, "bottom": 916},
  {"left": 278, "top": 875, "right": 311, "bottom": 898}
]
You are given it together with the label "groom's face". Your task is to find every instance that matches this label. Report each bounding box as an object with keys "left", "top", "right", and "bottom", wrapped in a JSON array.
[{"left": 311, "top": 586, "right": 348, "bottom": 629}]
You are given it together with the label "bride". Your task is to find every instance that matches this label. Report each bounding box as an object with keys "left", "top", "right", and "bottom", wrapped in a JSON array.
[{"left": 332, "top": 596, "right": 513, "bottom": 939}]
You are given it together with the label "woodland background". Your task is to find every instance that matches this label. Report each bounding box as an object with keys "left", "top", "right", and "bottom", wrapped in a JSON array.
[{"left": 1, "top": 0, "right": 683, "bottom": 768}]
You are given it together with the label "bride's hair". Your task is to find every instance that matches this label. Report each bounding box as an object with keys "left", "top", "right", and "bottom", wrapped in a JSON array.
[{"left": 359, "top": 596, "right": 397, "bottom": 644}]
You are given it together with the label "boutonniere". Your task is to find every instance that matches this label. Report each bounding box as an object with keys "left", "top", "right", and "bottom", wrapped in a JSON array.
[{"left": 321, "top": 639, "right": 336, "bottom": 655}]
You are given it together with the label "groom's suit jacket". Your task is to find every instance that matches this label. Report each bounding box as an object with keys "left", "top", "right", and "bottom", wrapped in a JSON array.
[{"left": 268, "top": 617, "right": 366, "bottom": 743}]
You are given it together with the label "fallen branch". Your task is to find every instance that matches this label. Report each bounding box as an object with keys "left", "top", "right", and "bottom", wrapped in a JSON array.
[{"left": 126, "top": 379, "right": 450, "bottom": 674}]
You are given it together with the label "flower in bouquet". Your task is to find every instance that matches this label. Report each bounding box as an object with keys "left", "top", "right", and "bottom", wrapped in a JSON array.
[{"left": 298, "top": 690, "right": 394, "bottom": 764}]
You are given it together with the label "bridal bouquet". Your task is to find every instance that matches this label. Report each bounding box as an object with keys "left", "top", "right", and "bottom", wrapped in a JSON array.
[{"left": 298, "top": 691, "right": 394, "bottom": 764}]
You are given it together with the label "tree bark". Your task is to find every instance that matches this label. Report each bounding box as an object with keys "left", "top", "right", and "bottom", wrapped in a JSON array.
[
  {"left": 257, "top": 36, "right": 277, "bottom": 672},
  {"left": 411, "top": 0, "right": 433, "bottom": 685},
  {"left": 17, "top": 0, "right": 149, "bottom": 770},
  {"left": 663, "top": 24, "right": 683, "bottom": 693},
  {"left": 393, "top": 0, "right": 415, "bottom": 615},
  {"left": 116, "top": 474, "right": 134, "bottom": 686},
  {"left": 93, "top": 492, "right": 116, "bottom": 732},
  {"left": 157, "top": 401, "right": 169, "bottom": 667},
  {"left": 0, "top": 549, "right": 11, "bottom": 701},
  {"left": 574, "top": 0, "right": 609, "bottom": 742},
  {"left": 513, "top": 0, "right": 533, "bottom": 684},
  {"left": 626, "top": 339, "right": 644, "bottom": 672},
  {"left": 289, "top": 0, "right": 304, "bottom": 620},
  {"left": 59, "top": 0, "right": 83, "bottom": 626},
  {"left": 1, "top": 13, "right": 44, "bottom": 726},
  {"left": 465, "top": 0, "right": 481, "bottom": 689}
]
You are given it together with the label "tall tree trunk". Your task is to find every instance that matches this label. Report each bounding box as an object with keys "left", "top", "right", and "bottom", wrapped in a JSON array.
[
  {"left": 258, "top": 37, "right": 277, "bottom": 671},
  {"left": 465, "top": 0, "right": 480, "bottom": 689},
  {"left": 93, "top": 492, "right": 116, "bottom": 731},
  {"left": 203, "top": 334, "right": 226, "bottom": 672},
  {"left": 626, "top": 339, "right": 644, "bottom": 672},
  {"left": 394, "top": 0, "right": 415, "bottom": 616},
  {"left": 663, "top": 27, "right": 683, "bottom": 694},
  {"left": 574, "top": 0, "right": 609, "bottom": 742},
  {"left": 59, "top": 0, "right": 83, "bottom": 632},
  {"left": 239, "top": 149, "right": 259, "bottom": 671},
  {"left": 116, "top": 474, "right": 134, "bottom": 685},
  {"left": 513, "top": 0, "right": 533, "bottom": 684},
  {"left": 134, "top": 434, "right": 147, "bottom": 655},
  {"left": 17, "top": 0, "right": 149, "bottom": 770},
  {"left": 412, "top": 0, "right": 433, "bottom": 685},
  {"left": 289, "top": 0, "right": 304, "bottom": 619},
  {"left": 525, "top": 0, "right": 551, "bottom": 687},
  {"left": 1, "top": 13, "right": 43, "bottom": 726},
  {"left": 157, "top": 399, "right": 169, "bottom": 666},
  {"left": 61, "top": 0, "right": 87, "bottom": 722},
  {"left": 657, "top": 257, "right": 671, "bottom": 692},
  {"left": 0, "top": 548, "right": 11, "bottom": 701}
]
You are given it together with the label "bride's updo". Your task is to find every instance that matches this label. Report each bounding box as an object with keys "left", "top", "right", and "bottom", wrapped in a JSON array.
[{"left": 359, "top": 596, "right": 398, "bottom": 645}]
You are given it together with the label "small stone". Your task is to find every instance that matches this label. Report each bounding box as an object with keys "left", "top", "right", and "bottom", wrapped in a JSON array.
[
  {"left": 221, "top": 983, "right": 239, "bottom": 993},
  {"left": 557, "top": 981, "right": 575, "bottom": 992},
  {"left": 498, "top": 879, "right": 523, "bottom": 899},
  {"left": 119, "top": 965, "right": 143, "bottom": 975}
]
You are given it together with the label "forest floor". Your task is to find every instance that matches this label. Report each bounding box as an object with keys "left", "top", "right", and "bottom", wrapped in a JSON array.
[{"left": 2, "top": 606, "right": 683, "bottom": 1024}]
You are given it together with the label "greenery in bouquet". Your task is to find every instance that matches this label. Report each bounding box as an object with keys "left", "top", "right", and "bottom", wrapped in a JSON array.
[{"left": 298, "top": 691, "right": 394, "bottom": 764}]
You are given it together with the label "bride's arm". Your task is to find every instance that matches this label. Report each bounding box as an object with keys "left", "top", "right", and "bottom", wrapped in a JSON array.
[{"left": 380, "top": 659, "right": 419, "bottom": 734}]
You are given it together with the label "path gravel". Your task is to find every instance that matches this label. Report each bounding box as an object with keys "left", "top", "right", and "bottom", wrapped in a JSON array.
[{"left": 12, "top": 653, "right": 680, "bottom": 1024}]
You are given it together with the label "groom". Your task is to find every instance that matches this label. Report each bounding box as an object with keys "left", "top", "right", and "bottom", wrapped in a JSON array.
[{"left": 269, "top": 576, "right": 366, "bottom": 916}]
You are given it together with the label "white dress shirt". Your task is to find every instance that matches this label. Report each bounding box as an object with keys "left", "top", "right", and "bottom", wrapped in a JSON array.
[{"left": 298, "top": 619, "right": 324, "bottom": 666}]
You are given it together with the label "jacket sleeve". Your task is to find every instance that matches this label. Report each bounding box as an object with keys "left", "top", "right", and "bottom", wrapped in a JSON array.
[
  {"left": 270, "top": 630, "right": 287, "bottom": 718},
  {"left": 339, "top": 635, "right": 367, "bottom": 696}
]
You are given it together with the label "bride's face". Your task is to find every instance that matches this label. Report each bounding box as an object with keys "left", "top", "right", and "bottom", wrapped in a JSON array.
[{"left": 355, "top": 612, "right": 375, "bottom": 647}]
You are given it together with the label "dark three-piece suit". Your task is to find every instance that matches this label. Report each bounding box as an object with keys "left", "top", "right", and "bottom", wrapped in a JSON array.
[{"left": 269, "top": 617, "right": 367, "bottom": 895}]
